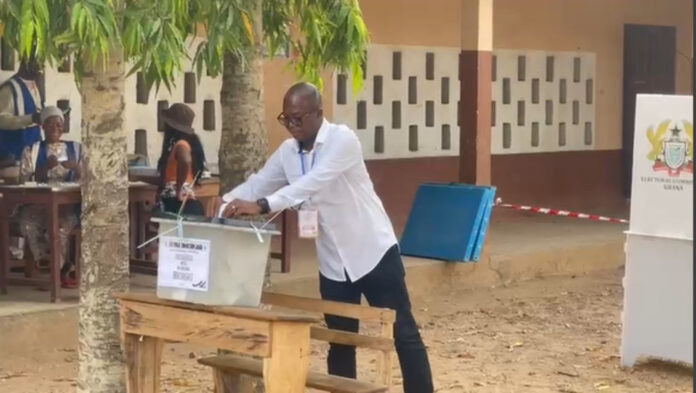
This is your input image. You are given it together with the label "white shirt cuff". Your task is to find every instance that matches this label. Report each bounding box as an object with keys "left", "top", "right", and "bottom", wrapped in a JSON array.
[
  {"left": 217, "top": 202, "right": 229, "bottom": 217},
  {"left": 266, "top": 194, "right": 285, "bottom": 213}
]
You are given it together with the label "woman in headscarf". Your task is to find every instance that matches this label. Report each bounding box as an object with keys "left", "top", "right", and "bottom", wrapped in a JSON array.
[
  {"left": 156, "top": 103, "right": 207, "bottom": 216},
  {"left": 17, "top": 106, "right": 81, "bottom": 288}
]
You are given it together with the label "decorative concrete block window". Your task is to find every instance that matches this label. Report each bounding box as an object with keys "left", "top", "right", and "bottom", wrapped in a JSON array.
[
  {"left": 425, "top": 101, "right": 435, "bottom": 127},
  {"left": 373, "top": 75, "right": 383, "bottom": 105},
  {"left": 374, "top": 126, "right": 384, "bottom": 153},
  {"left": 135, "top": 129, "right": 148, "bottom": 157},
  {"left": 336, "top": 74, "right": 347, "bottom": 105},
  {"left": 184, "top": 72, "right": 196, "bottom": 103},
  {"left": 408, "top": 76, "right": 417, "bottom": 104},
  {"left": 136, "top": 73, "right": 149, "bottom": 104},
  {"left": 332, "top": 44, "right": 460, "bottom": 159},
  {"left": 203, "top": 100, "right": 215, "bottom": 131},
  {"left": 1, "top": 39, "right": 14, "bottom": 71},
  {"left": 503, "top": 123, "right": 512, "bottom": 149},
  {"left": 425, "top": 52, "right": 435, "bottom": 80},
  {"left": 441, "top": 77, "right": 450, "bottom": 104},
  {"left": 409, "top": 125, "right": 418, "bottom": 151},
  {"left": 491, "top": 49, "right": 596, "bottom": 153},
  {"left": 392, "top": 52, "right": 402, "bottom": 80},
  {"left": 357, "top": 101, "right": 367, "bottom": 129},
  {"left": 442, "top": 125, "right": 451, "bottom": 150},
  {"left": 391, "top": 101, "right": 401, "bottom": 129}
]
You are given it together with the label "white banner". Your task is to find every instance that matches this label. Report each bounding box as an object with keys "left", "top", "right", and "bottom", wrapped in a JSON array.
[
  {"left": 629, "top": 94, "right": 693, "bottom": 239},
  {"left": 157, "top": 236, "right": 211, "bottom": 292}
]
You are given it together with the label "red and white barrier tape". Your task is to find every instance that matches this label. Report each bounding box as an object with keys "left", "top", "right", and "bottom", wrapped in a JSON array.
[{"left": 494, "top": 198, "right": 629, "bottom": 224}]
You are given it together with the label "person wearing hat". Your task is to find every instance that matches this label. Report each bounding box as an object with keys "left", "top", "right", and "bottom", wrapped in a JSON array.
[
  {"left": 16, "top": 105, "right": 81, "bottom": 288},
  {"left": 156, "top": 103, "right": 208, "bottom": 215}
]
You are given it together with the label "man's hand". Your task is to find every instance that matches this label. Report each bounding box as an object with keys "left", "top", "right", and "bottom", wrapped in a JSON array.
[
  {"left": 61, "top": 159, "right": 79, "bottom": 170},
  {"left": 220, "top": 199, "right": 262, "bottom": 218},
  {"left": 47, "top": 155, "right": 59, "bottom": 169}
]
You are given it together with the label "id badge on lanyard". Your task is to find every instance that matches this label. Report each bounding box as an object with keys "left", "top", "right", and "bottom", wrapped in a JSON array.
[{"left": 298, "top": 149, "right": 318, "bottom": 239}]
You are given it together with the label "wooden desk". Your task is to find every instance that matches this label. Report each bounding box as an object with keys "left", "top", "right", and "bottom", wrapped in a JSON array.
[
  {"left": 116, "top": 292, "right": 317, "bottom": 393},
  {"left": 128, "top": 172, "right": 221, "bottom": 216},
  {"left": 0, "top": 182, "right": 157, "bottom": 302}
]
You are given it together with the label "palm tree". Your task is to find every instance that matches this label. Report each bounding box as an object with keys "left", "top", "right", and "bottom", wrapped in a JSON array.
[{"left": 0, "top": 1, "right": 367, "bottom": 392}]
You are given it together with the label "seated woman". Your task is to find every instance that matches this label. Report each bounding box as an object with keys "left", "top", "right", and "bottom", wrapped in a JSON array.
[
  {"left": 156, "top": 103, "right": 207, "bottom": 216},
  {"left": 17, "top": 106, "right": 81, "bottom": 288}
]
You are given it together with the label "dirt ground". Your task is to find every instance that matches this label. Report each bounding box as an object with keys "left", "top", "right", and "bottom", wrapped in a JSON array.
[{"left": 1, "top": 268, "right": 692, "bottom": 393}]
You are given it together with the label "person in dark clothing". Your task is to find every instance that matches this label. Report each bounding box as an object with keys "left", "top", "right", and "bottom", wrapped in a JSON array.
[{"left": 156, "top": 103, "right": 207, "bottom": 216}]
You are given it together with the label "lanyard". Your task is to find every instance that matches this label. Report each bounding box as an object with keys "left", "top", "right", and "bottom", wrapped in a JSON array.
[{"left": 299, "top": 149, "right": 316, "bottom": 175}]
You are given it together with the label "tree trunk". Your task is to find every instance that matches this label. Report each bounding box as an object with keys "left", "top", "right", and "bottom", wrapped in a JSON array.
[
  {"left": 77, "top": 48, "right": 130, "bottom": 393},
  {"left": 218, "top": 0, "right": 267, "bottom": 194},
  {"left": 217, "top": 3, "right": 270, "bottom": 392},
  {"left": 219, "top": 0, "right": 272, "bottom": 289}
]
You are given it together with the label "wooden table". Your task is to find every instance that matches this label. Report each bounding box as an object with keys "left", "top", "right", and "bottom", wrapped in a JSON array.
[
  {"left": 116, "top": 292, "right": 317, "bottom": 393},
  {"left": 0, "top": 182, "right": 157, "bottom": 302}
]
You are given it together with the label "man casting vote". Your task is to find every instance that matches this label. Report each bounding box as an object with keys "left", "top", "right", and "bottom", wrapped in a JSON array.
[{"left": 219, "top": 82, "right": 433, "bottom": 393}]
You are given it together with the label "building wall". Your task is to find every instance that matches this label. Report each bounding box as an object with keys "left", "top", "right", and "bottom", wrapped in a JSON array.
[
  {"left": 4, "top": 0, "right": 690, "bottom": 229},
  {"left": 263, "top": 60, "right": 334, "bottom": 153},
  {"left": 491, "top": 0, "right": 693, "bottom": 211},
  {"left": 493, "top": 0, "right": 693, "bottom": 151},
  {"left": 263, "top": 0, "right": 462, "bottom": 154},
  {"left": 332, "top": 0, "right": 463, "bottom": 233},
  {"left": 328, "top": 0, "right": 693, "bottom": 224},
  {"left": 332, "top": 44, "right": 461, "bottom": 160},
  {"left": 491, "top": 49, "right": 597, "bottom": 154},
  {"left": 359, "top": 0, "right": 462, "bottom": 48},
  {"left": 124, "top": 37, "right": 223, "bottom": 166}
]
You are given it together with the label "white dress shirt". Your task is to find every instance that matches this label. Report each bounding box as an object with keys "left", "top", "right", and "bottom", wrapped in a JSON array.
[{"left": 219, "top": 119, "right": 398, "bottom": 282}]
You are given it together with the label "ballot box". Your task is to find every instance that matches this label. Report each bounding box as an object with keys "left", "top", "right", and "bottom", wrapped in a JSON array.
[{"left": 153, "top": 216, "right": 279, "bottom": 307}]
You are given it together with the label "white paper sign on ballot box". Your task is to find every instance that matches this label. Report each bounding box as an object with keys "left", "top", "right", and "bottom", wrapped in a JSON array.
[
  {"left": 157, "top": 236, "right": 211, "bottom": 292},
  {"left": 621, "top": 94, "right": 693, "bottom": 367}
]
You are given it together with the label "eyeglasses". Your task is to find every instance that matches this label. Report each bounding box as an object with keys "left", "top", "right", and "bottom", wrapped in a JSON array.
[{"left": 277, "top": 110, "right": 318, "bottom": 128}]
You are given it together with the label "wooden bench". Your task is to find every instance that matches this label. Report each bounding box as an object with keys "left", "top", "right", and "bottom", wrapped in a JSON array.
[{"left": 198, "top": 292, "right": 396, "bottom": 393}]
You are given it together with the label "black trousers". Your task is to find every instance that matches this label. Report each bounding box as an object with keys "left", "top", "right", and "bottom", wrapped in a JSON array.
[{"left": 319, "top": 245, "right": 433, "bottom": 393}]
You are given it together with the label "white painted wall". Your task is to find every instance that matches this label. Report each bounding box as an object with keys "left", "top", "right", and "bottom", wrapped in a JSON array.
[
  {"left": 125, "top": 37, "right": 222, "bottom": 165},
  {"left": 491, "top": 49, "right": 596, "bottom": 154},
  {"left": 331, "top": 44, "right": 597, "bottom": 159},
  {"left": 0, "top": 42, "right": 598, "bottom": 166},
  {"left": 333, "top": 44, "right": 461, "bottom": 160},
  {"left": 0, "top": 37, "right": 223, "bottom": 167}
]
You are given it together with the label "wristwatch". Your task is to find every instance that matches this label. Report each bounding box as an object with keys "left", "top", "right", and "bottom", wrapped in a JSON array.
[{"left": 256, "top": 198, "right": 270, "bottom": 214}]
